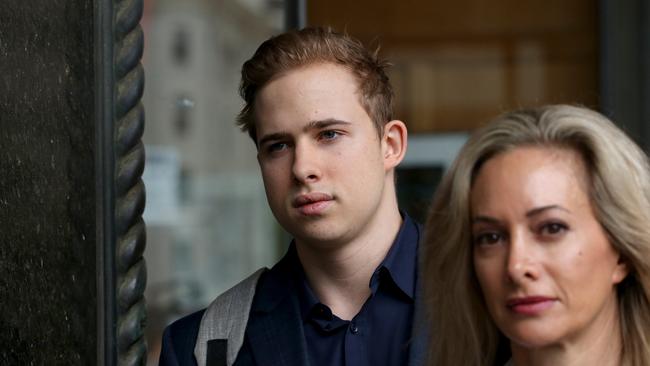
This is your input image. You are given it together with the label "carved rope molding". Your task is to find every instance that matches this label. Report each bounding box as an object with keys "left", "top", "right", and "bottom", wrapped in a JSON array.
[{"left": 114, "top": 0, "right": 147, "bottom": 364}]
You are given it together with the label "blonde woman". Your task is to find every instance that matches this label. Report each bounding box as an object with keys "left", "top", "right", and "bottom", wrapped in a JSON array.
[{"left": 424, "top": 105, "right": 650, "bottom": 366}]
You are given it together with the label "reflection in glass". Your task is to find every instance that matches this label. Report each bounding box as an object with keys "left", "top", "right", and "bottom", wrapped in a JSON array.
[{"left": 141, "top": 0, "right": 284, "bottom": 363}]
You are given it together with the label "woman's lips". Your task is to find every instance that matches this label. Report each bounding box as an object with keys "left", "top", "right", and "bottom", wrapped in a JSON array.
[
  {"left": 507, "top": 296, "right": 556, "bottom": 315},
  {"left": 293, "top": 193, "right": 334, "bottom": 216}
]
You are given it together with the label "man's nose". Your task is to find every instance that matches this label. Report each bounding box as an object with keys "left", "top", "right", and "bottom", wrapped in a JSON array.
[{"left": 292, "top": 142, "right": 321, "bottom": 184}]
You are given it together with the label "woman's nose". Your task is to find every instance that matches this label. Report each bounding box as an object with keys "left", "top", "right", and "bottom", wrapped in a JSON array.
[{"left": 506, "top": 232, "right": 540, "bottom": 284}]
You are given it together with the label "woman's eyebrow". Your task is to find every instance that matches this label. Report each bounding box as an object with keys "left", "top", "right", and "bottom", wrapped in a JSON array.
[
  {"left": 526, "top": 205, "right": 570, "bottom": 218},
  {"left": 471, "top": 215, "right": 501, "bottom": 225}
]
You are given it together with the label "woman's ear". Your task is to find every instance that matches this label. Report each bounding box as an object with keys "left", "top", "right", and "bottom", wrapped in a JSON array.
[
  {"left": 381, "top": 120, "right": 408, "bottom": 171},
  {"left": 612, "top": 255, "right": 630, "bottom": 285}
]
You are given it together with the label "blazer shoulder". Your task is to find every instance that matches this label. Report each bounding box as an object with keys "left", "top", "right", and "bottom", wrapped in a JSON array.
[{"left": 160, "top": 309, "right": 206, "bottom": 366}]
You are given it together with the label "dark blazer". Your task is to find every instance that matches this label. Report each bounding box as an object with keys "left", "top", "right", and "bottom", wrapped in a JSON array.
[
  {"left": 160, "top": 309, "right": 206, "bottom": 366},
  {"left": 160, "top": 227, "right": 426, "bottom": 366}
]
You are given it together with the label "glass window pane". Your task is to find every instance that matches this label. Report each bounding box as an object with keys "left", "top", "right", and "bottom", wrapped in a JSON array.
[{"left": 141, "top": 1, "right": 285, "bottom": 363}]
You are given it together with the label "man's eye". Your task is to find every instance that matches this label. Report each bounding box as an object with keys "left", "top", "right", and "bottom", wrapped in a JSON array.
[
  {"left": 319, "top": 130, "right": 340, "bottom": 140},
  {"left": 267, "top": 142, "right": 288, "bottom": 153}
]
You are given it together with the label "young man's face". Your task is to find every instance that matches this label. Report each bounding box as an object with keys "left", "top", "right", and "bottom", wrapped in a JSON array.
[{"left": 254, "top": 62, "right": 393, "bottom": 248}]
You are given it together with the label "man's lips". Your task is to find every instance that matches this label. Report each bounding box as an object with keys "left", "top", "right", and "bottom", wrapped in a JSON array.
[
  {"left": 292, "top": 192, "right": 333, "bottom": 207},
  {"left": 506, "top": 296, "right": 557, "bottom": 315},
  {"left": 292, "top": 192, "right": 334, "bottom": 215}
]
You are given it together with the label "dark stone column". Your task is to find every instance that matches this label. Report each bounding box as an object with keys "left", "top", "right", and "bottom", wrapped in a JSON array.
[
  {"left": 0, "top": 0, "right": 147, "bottom": 364},
  {"left": 0, "top": 0, "right": 96, "bottom": 364}
]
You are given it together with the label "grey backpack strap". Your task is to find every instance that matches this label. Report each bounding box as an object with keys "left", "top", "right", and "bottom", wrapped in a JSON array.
[{"left": 194, "top": 268, "right": 267, "bottom": 366}]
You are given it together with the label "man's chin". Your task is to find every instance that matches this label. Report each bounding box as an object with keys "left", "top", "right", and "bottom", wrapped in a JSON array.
[{"left": 291, "top": 226, "right": 350, "bottom": 247}]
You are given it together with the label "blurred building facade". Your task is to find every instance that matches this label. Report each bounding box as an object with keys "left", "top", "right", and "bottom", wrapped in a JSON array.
[{"left": 141, "top": 0, "right": 284, "bottom": 361}]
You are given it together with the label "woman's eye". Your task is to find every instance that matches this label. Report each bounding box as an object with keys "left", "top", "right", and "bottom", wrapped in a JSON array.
[
  {"left": 540, "top": 222, "right": 567, "bottom": 236},
  {"left": 474, "top": 232, "right": 502, "bottom": 246}
]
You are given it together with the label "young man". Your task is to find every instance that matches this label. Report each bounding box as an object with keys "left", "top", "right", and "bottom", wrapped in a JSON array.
[{"left": 160, "top": 27, "right": 425, "bottom": 366}]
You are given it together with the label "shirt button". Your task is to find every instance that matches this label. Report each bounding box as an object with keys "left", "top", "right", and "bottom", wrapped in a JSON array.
[{"left": 350, "top": 323, "right": 359, "bottom": 334}]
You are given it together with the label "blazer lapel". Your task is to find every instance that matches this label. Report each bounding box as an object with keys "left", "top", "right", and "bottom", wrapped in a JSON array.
[
  {"left": 246, "top": 295, "right": 309, "bottom": 366},
  {"left": 409, "top": 224, "right": 428, "bottom": 366},
  {"left": 245, "top": 246, "right": 310, "bottom": 366},
  {"left": 408, "top": 295, "right": 428, "bottom": 366}
]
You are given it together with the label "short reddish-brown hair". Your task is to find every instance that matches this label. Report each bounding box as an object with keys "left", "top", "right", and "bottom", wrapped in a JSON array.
[{"left": 236, "top": 27, "right": 394, "bottom": 143}]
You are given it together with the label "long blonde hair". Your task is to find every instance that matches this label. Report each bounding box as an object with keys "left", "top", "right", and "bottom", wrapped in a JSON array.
[{"left": 423, "top": 105, "right": 650, "bottom": 366}]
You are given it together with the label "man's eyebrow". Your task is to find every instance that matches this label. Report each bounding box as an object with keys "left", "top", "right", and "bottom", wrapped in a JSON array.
[
  {"left": 526, "top": 205, "right": 570, "bottom": 217},
  {"left": 257, "top": 132, "right": 291, "bottom": 147},
  {"left": 258, "top": 119, "right": 352, "bottom": 146},
  {"left": 304, "top": 119, "right": 352, "bottom": 132}
]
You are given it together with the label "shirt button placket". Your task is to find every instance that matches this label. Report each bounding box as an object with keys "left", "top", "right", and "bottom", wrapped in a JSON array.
[{"left": 344, "top": 320, "right": 365, "bottom": 366}]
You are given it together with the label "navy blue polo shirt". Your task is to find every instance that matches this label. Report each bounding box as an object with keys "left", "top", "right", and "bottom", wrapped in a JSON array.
[{"left": 292, "top": 214, "right": 420, "bottom": 366}]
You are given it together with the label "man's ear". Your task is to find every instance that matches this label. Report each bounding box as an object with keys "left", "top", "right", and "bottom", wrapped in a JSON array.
[{"left": 381, "top": 120, "right": 408, "bottom": 171}]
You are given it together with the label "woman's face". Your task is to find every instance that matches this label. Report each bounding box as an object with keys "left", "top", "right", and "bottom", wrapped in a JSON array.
[{"left": 470, "top": 146, "right": 628, "bottom": 349}]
